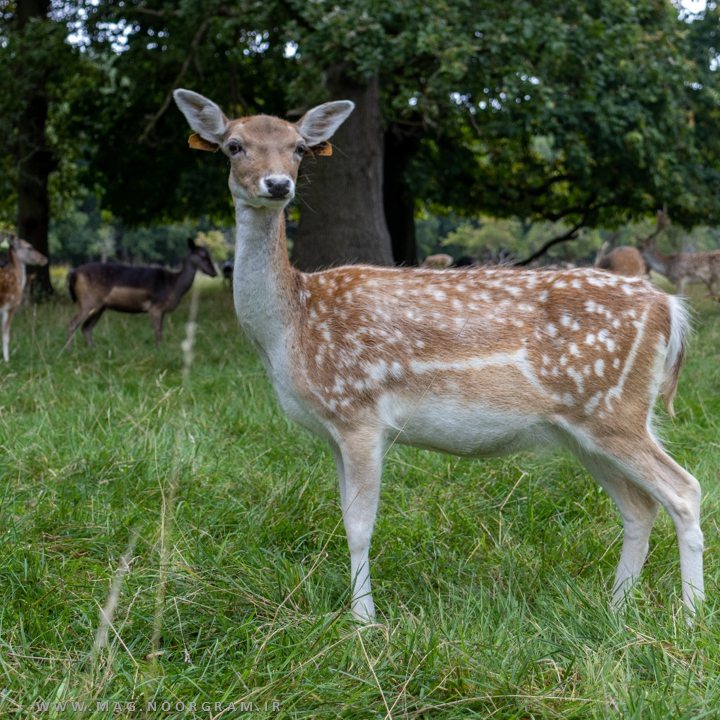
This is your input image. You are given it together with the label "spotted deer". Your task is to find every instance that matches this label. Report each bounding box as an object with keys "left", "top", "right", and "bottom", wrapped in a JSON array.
[
  {"left": 642, "top": 239, "right": 720, "bottom": 297},
  {"left": 0, "top": 236, "right": 48, "bottom": 362},
  {"left": 67, "top": 238, "right": 217, "bottom": 346},
  {"left": 595, "top": 243, "right": 647, "bottom": 277},
  {"left": 174, "top": 89, "right": 704, "bottom": 622}
]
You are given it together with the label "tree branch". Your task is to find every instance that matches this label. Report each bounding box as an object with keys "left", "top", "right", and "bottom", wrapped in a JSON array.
[
  {"left": 513, "top": 217, "right": 588, "bottom": 267},
  {"left": 138, "top": 17, "right": 210, "bottom": 144}
]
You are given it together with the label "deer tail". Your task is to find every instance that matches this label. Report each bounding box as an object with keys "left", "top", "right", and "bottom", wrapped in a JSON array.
[
  {"left": 67, "top": 268, "right": 78, "bottom": 303},
  {"left": 662, "top": 294, "right": 691, "bottom": 418}
]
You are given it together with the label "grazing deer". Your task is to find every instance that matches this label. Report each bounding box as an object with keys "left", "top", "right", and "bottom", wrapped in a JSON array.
[
  {"left": 421, "top": 253, "right": 454, "bottom": 270},
  {"left": 0, "top": 236, "right": 48, "bottom": 362},
  {"left": 67, "top": 238, "right": 217, "bottom": 346},
  {"left": 174, "top": 88, "right": 704, "bottom": 622},
  {"left": 642, "top": 239, "right": 720, "bottom": 297},
  {"left": 595, "top": 244, "right": 647, "bottom": 277}
]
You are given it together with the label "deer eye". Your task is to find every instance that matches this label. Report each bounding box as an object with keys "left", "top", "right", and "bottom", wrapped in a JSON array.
[
  {"left": 227, "top": 140, "right": 244, "bottom": 156},
  {"left": 295, "top": 143, "right": 307, "bottom": 157}
]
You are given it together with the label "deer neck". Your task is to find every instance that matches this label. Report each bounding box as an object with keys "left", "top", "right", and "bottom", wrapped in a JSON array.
[
  {"left": 232, "top": 201, "right": 299, "bottom": 353},
  {"left": 166, "top": 257, "right": 197, "bottom": 309},
  {"left": 642, "top": 244, "right": 670, "bottom": 275},
  {"left": 8, "top": 249, "right": 26, "bottom": 293}
]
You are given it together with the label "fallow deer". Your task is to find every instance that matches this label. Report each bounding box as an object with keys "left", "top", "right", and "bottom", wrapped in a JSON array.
[
  {"left": 642, "top": 239, "right": 720, "bottom": 297},
  {"left": 421, "top": 253, "right": 454, "bottom": 269},
  {"left": 174, "top": 89, "right": 704, "bottom": 622},
  {"left": 0, "top": 236, "right": 48, "bottom": 362},
  {"left": 595, "top": 243, "right": 647, "bottom": 277},
  {"left": 67, "top": 238, "right": 217, "bottom": 346}
]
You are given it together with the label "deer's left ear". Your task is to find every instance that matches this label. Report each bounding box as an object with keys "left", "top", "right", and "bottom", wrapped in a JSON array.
[
  {"left": 174, "top": 89, "right": 228, "bottom": 150},
  {"left": 296, "top": 101, "right": 355, "bottom": 147},
  {"left": 188, "top": 236, "right": 197, "bottom": 250}
]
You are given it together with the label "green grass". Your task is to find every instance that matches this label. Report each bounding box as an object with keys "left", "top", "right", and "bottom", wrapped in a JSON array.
[{"left": 1, "top": 279, "right": 719, "bottom": 719}]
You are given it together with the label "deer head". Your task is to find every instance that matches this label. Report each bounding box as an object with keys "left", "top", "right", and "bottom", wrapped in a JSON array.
[
  {"left": 11, "top": 237, "right": 47, "bottom": 266},
  {"left": 173, "top": 90, "right": 354, "bottom": 210}
]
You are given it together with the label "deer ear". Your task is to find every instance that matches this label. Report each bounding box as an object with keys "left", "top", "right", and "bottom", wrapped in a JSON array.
[
  {"left": 296, "top": 100, "right": 355, "bottom": 146},
  {"left": 188, "top": 134, "right": 219, "bottom": 152},
  {"left": 173, "top": 89, "right": 228, "bottom": 147},
  {"left": 188, "top": 237, "right": 198, "bottom": 250}
]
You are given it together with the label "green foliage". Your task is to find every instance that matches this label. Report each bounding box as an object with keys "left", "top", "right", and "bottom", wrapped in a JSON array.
[
  {"left": 195, "top": 229, "right": 232, "bottom": 263},
  {"left": 0, "top": 1, "right": 93, "bottom": 224},
  {"left": 3, "top": 0, "right": 720, "bottom": 263},
  {"left": 1, "top": 284, "right": 720, "bottom": 715},
  {"left": 407, "top": 1, "right": 720, "bottom": 231}
]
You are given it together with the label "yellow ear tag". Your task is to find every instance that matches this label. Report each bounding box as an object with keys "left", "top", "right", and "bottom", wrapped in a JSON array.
[
  {"left": 311, "top": 141, "right": 333, "bottom": 157},
  {"left": 188, "top": 133, "right": 219, "bottom": 152}
]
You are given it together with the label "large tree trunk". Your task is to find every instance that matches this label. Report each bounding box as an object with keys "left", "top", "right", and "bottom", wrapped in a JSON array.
[
  {"left": 292, "top": 74, "right": 393, "bottom": 271},
  {"left": 384, "top": 130, "right": 418, "bottom": 266},
  {"left": 16, "top": 0, "right": 54, "bottom": 297}
]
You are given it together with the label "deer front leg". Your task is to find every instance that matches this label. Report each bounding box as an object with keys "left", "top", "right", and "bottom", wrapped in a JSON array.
[
  {"left": 2, "top": 307, "right": 12, "bottom": 362},
  {"left": 336, "top": 431, "right": 385, "bottom": 622}
]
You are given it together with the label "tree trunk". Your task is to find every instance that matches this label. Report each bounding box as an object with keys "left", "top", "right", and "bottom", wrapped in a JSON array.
[
  {"left": 292, "top": 74, "right": 393, "bottom": 271},
  {"left": 384, "top": 130, "right": 418, "bottom": 266},
  {"left": 16, "top": 0, "right": 54, "bottom": 297}
]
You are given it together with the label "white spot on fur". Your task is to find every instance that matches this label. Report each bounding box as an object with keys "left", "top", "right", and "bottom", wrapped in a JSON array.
[{"left": 584, "top": 391, "right": 603, "bottom": 414}]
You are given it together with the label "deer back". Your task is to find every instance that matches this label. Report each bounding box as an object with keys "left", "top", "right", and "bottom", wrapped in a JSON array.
[{"left": 291, "top": 266, "right": 678, "bottom": 444}]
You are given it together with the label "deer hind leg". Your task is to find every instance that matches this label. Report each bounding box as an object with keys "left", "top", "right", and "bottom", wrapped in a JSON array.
[
  {"left": 67, "top": 305, "right": 96, "bottom": 346},
  {"left": 81, "top": 307, "right": 105, "bottom": 347},
  {"left": 578, "top": 452, "right": 659, "bottom": 607},
  {"left": 336, "top": 430, "right": 385, "bottom": 622},
  {"left": 584, "top": 432, "right": 703, "bottom": 614}
]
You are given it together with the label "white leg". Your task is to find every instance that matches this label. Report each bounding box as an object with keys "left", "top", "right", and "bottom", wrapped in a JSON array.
[
  {"left": 579, "top": 452, "right": 658, "bottom": 606},
  {"left": 2, "top": 308, "right": 10, "bottom": 362},
  {"left": 337, "top": 431, "right": 384, "bottom": 622},
  {"left": 330, "top": 443, "right": 346, "bottom": 509},
  {"left": 599, "top": 434, "right": 704, "bottom": 614}
]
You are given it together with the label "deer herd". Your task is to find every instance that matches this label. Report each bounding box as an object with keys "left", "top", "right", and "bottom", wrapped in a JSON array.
[{"left": 1, "top": 89, "right": 717, "bottom": 624}]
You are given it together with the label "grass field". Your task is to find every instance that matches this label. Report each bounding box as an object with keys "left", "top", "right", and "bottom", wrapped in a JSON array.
[{"left": 1, "top": 277, "right": 719, "bottom": 719}]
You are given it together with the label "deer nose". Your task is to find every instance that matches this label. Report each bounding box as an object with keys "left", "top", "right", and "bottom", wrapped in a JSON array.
[{"left": 263, "top": 175, "right": 293, "bottom": 199}]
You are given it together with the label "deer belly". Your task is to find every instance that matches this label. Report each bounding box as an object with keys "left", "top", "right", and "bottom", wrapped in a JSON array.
[
  {"left": 384, "top": 395, "right": 548, "bottom": 456},
  {"left": 105, "top": 287, "right": 153, "bottom": 312}
]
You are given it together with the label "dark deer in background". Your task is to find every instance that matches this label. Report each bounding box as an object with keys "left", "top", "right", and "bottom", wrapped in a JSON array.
[
  {"left": 0, "top": 236, "right": 48, "bottom": 362},
  {"left": 67, "top": 238, "right": 217, "bottom": 346}
]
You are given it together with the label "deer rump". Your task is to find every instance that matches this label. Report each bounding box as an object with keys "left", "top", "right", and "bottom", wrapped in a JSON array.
[{"left": 69, "top": 263, "right": 178, "bottom": 313}]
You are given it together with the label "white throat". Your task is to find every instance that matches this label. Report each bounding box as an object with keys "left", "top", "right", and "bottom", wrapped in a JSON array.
[{"left": 232, "top": 200, "right": 293, "bottom": 354}]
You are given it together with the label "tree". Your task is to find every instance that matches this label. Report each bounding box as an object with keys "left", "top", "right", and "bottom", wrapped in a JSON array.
[
  {"left": 292, "top": 74, "right": 393, "bottom": 269},
  {"left": 13, "top": 0, "right": 719, "bottom": 274},
  {"left": 2, "top": 1, "right": 55, "bottom": 293},
  {"left": 0, "top": 0, "right": 96, "bottom": 293},
  {"left": 412, "top": 1, "right": 720, "bottom": 262}
]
